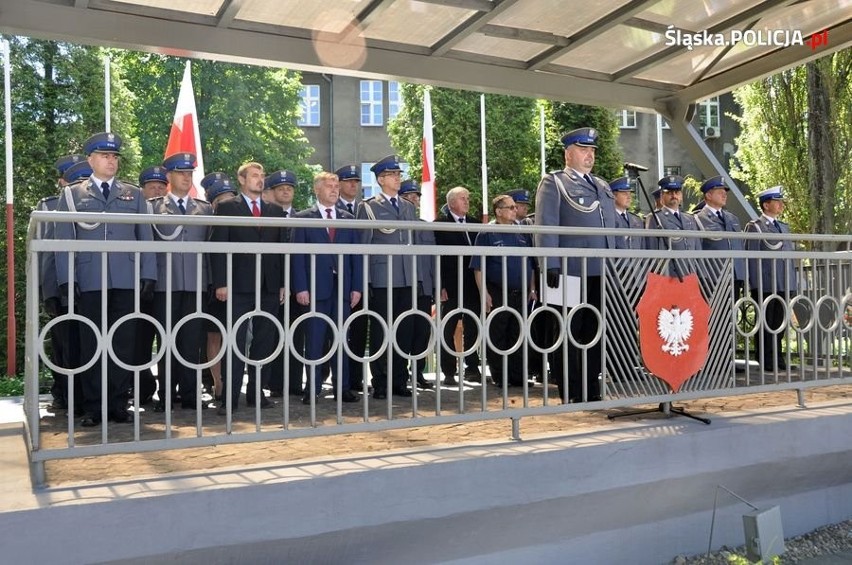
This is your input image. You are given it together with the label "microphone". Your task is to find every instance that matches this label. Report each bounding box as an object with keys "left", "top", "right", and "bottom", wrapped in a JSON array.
[{"left": 623, "top": 162, "right": 649, "bottom": 171}]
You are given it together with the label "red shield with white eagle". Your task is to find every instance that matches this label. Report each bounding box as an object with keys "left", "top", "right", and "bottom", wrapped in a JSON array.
[{"left": 636, "top": 272, "right": 710, "bottom": 392}]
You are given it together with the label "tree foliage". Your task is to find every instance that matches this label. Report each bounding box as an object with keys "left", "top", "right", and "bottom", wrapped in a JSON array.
[
  {"left": 543, "top": 101, "right": 623, "bottom": 182},
  {"left": 731, "top": 51, "right": 852, "bottom": 241}
]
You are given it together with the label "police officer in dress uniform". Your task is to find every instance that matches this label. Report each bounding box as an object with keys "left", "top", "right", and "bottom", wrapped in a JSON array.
[
  {"left": 263, "top": 170, "right": 307, "bottom": 398},
  {"left": 356, "top": 155, "right": 417, "bottom": 400},
  {"left": 534, "top": 127, "right": 618, "bottom": 403},
  {"left": 54, "top": 132, "right": 157, "bottom": 426},
  {"left": 149, "top": 153, "right": 213, "bottom": 412},
  {"left": 399, "top": 179, "right": 436, "bottom": 390},
  {"left": 335, "top": 164, "right": 369, "bottom": 392},
  {"left": 609, "top": 176, "right": 645, "bottom": 250},
  {"left": 133, "top": 165, "right": 170, "bottom": 406},
  {"left": 646, "top": 175, "right": 702, "bottom": 276},
  {"left": 744, "top": 186, "right": 797, "bottom": 371},
  {"left": 693, "top": 175, "right": 745, "bottom": 297},
  {"left": 39, "top": 155, "right": 86, "bottom": 412}
]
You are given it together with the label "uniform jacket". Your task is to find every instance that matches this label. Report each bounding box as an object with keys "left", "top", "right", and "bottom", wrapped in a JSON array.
[
  {"left": 693, "top": 206, "right": 745, "bottom": 281},
  {"left": 210, "top": 196, "right": 288, "bottom": 294},
  {"left": 355, "top": 193, "right": 416, "bottom": 288},
  {"left": 434, "top": 212, "right": 480, "bottom": 302},
  {"left": 54, "top": 178, "right": 156, "bottom": 291},
  {"left": 414, "top": 221, "right": 437, "bottom": 297},
  {"left": 534, "top": 169, "right": 617, "bottom": 277},
  {"left": 646, "top": 208, "right": 702, "bottom": 251},
  {"left": 614, "top": 209, "right": 645, "bottom": 250},
  {"left": 744, "top": 215, "right": 797, "bottom": 292},
  {"left": 37, "top": 195, "right": 60, "bottom": 300},
  {"left": 290, "top": 205, "right": 363, "bottom": 302},
  {"left": 149, "top": 195, "right": 213, "bottom": 292}
]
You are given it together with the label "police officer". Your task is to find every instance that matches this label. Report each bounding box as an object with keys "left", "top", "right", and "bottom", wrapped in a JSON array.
[
  {"left": 39, "top": 155, "right": 86, "bottom": 412},
  {"left": 200, "top": 171, "right": 230, "bottom": 200},
  {"left": 335, "top": 164, "right": 368, "bottom": 391},
  {"left": 505, "top": 189, "right": 534, "bottom": 226},
  {"left": 263, "top": 170, "right": 306, "bottom": 398},
  {"left": 54, "top": 132, "right": 157, "bottom": 426},
  {"left": 609, "top": 176, "right": 645, "bottom": 250},
  {"left": 693, "top": 175, "right": 745, "bottom": 295},
  {"left": 356, "top": 155, "right": 416, "bottom": 399},
  {"left": 744, "top": 186, "right": 797, "bottom": 371},
  {"left": 149, "top": 153, "right": 213, "bottom": 411},
  {"left": 646, "top": 174, "right": 701, "bottom": 276},
  {"left": 535, "top": 127, "right": 617, "bottom": 403},
  {"left": 399, "top": 179, "right": 436, "bottom": 390}
]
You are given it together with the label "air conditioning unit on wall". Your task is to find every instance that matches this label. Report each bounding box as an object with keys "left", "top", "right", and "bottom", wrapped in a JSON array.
[{"left": 704, "top": 126, "right": 720, "bottom": 139}]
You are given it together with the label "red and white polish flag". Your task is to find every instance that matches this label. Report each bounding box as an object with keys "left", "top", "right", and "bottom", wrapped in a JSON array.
[
  {"left": 165, "top": 61, "right": 205, "bottom": 197},
  {"left": 420, "top": 88, "right": 436, "bottom": 222}
]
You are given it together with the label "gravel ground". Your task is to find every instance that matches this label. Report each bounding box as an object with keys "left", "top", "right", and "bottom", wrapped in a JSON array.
[{"left": 672, "top": 519, "right": 852, "bottom": 564}]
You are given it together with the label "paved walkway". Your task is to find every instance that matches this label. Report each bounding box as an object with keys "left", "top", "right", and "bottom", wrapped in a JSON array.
[{"left": 21, "top": 381, "right": 851, "bottom": 486}]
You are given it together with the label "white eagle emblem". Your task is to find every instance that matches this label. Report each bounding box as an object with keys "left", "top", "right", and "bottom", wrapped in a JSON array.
[{"left": 657, "top": 307, "right": 693, "bottom": 356}]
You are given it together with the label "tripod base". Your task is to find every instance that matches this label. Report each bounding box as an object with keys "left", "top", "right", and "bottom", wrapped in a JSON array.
[{"left": 607, "top": 401, "right": 711, "bottom": 425}]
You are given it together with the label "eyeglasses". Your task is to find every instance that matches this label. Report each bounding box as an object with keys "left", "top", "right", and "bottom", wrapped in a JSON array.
[
  {"left": 498, "top": 205, "right": 517, "bottom": 210},
  {"left": 380, "top": 171, "right": 402, "bottom": 178}
]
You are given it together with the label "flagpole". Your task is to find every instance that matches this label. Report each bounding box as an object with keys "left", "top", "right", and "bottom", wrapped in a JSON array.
[
  {"left": 539, "top": 103, "right": 546, "bottom": 177},
  {"left": 656, "top": 113, "right": 664, "bottom": 180},
  {"left": 420, "top": 87, "right": 436, "bottom": 222},
  {"left": 104, "top": 53, "right": 111, "bottom": 131},
  {"left": 3, "top": 38, "right": 16, "bottom": 376},
  {"left": 480, "top": 94, "right": 488, "bottom": 223}
]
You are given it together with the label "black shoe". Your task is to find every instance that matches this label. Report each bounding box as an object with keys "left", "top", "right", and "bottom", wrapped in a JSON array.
[
  {"left": 181, "top": 401, "right": 208, "bottom": 410},
  {"left": 392, "top": 387, "right": 413, "bottom": 398},
  {"left": 246, "top": 396, "right": 275, "bottom": 409},
  {"left": 80, "top": 412, "right": 102, "bottom": 427},
  {"left": 416, "top": 377, "right": 434, "bottom": 389},
  {"left": 372, "top": 390, "right": 387, "bottom": 400},
  {"left": 337, "top": 390, "right": 359, "bottom": 403},
  {"left": 49, "top": 397, "right": 68, "bottom": 411},
  {"left": 153, "top": 400, "right": 168, "bottom": 413},
  {"left": 463, "top": 367, "right": 482, "bottom": 382},
  {"left": 289, "top": 388, "right": 303, "bottom": 396},
  {"left": 301, "top": 394, "right": 317, "bottom": 405},
  {"left": 109, "top": 409, "right": 130, "bottom": 423},
  {"left": 442, "top": 374, "right": 458, "bottom": 386},
  {"left": 269, "top": 390, "right": 284, "bottom": 398}
]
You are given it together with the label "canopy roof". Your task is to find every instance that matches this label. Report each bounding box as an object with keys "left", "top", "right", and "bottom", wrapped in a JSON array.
[{"left": 2, "top": 0, "right": 850, "bottom": 114}]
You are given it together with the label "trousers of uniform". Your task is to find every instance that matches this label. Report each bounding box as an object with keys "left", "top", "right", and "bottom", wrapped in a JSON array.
[
  {"left": 369, "top": 286, "right": 414, "bottom": 393},
  {"left": 751, "top": 289, "right": 787, "bottom": 369},
  {"left": 268, "top": 296, "right": 306, "bottom": 396},
  {"left": 550, "top": 276, "right": 603, "bottom": 403},
  {"left": 131, "top": 300, "right": 158, "bottom": 404},
  {"left": 77, "top": 290, "right": 136, "bottom": 416},
  {"left": 485, "top": 285, "right": 526, "bottom": 386},
  {"left": 439, "top": 293, "right": 481, "bottom": 377},
  {"left": 347, "top": 300, "right": 369, "bottom": 391},
  {"left": 411, "top": 292, "right": 434, "bottom": 381},
  {"left": 47, "top": 305, "right": 83, "bottom": 406},
  {"left": 153, "top": 291, "right": 205, "bottom": 406},
  {"left": 222, "top": 292, "right": 280, "bottom": 409}
]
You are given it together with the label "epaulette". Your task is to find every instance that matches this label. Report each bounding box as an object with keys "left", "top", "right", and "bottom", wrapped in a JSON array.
[
  {"left": 147, "top": 196, "right": 166, "bottom": 203},
  {"left": 363, "top": 196, "right": 377, "bottom": 202},
  {"left": 38, "top": 195, "right": 59, "bottom": 204}
]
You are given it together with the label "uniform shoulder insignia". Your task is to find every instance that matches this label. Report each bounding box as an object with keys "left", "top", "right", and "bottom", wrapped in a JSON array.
[
  {"left": 147, "top": 196, "right": 165, "bottom": 203},
  {"left": 363, "top": 196, "right": 377, "bottom": 202},
  {"left": 38, "top": 195, "right": 59, "bottom": 204}
]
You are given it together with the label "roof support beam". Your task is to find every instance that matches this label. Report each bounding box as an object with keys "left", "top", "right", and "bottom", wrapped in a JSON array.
[
  {"left": 431, "top": 0, "right": 520, "bottom": 56},
  {"left": 416, "top": 0, "right": 495, "bottom": 11},
  {"left": 216, "top": 0, "right": 243, "bottom": 28}
]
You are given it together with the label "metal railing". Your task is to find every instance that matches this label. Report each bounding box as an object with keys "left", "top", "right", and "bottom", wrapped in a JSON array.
[{"left": 24, "top": 211, "right": 852, "bottom": 484}]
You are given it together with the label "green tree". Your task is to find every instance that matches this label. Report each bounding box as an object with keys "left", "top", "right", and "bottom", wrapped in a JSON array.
[
  {"left": 388, "top": 84, "right": 540, "bottom": 216},
  {"left": 0, "top": 36, "right": 137, "bottom": 375},
  {"left": 543, "top": 102, "right": 623, "bottom": 182},
  {"left": 731, "top": 51, "right": 852, "bottom": 242},
  {"left": 114, "top": 52, "right": 314, "bottom": 206}
]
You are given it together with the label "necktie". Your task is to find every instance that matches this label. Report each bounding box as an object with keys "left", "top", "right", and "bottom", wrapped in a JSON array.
[
  {"left": 620, "top": 212, "right": 628, "bottom": 226},
  {"left": 458, "top": 217, "right": 465, "bottom": 224},
  {"left": 347, "top": 203, "right": 354, "bottom": 215},
  {"left": 177, "top": 198, "right": 186, "bottom": 214},
  {"left": 325, "top": 207, "right": 336, "bottom": 241},
  {"left": 773, "top": 219, "right": 781, "bottom": 231},
  {"left": 251, "top": 200, "right": 260, "bottom": 217},
  {"left": 101, "top": 181, "right": 110, "bottom": 200},
  {"left": 716, "top": 210, "right": 725, "bottom": 227},
  {"left": 390, "top": 197, "right": 399, "bottom": 212},
  {"left": 283, "top": 209, "right": 288, "bottom": 218},
  {"left": 583, "top": 174, "right": 594, "bottom": 187}
]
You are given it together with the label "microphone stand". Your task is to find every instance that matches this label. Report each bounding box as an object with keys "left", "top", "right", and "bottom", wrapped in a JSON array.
[{"left": 606, "top": 166, "right": 710, "bottom": 425}]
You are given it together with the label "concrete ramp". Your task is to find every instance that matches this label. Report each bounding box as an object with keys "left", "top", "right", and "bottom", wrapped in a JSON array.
[{"left": 1, "top": 401, "right": 850, "bottom": 564}]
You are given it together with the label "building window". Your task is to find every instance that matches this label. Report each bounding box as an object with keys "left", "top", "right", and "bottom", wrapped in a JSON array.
[
  {"left": 664, "top": 165, "right": 681, "bottom": 177},
  {"left": 360, "top": 80, "right": 383, "bottom": 126},
  {"left": 361, "top": 161, "right": 411, "bottom": 199},
  {"left": 698, "top": 96, "right": 720, "bottom": 130},
  {"left": 388, "top": 81, "right": 402, "bottom": 120},
  {"left": 298, "top": 85, "right": 320, "bottom": 127},
  {"left": 616, "top": 109, "right": 636, "bottom": 129}
]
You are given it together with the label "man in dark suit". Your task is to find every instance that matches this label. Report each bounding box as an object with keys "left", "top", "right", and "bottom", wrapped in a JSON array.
[
  {"left": 434, "top": 186, "right": 482, "bottom": 386},
  {"left": 534, "top": 127, "right": 618, "bottom": 403},
  {"left": 210, "top": 161, "right": 287, "bottom": 414},
  {"left": 291, "top": 171, "right": 363, "bottom": 404},
  {"left": 150, "top": 153, "right": 213, "bottom": 412},
  {"left": 263, "top": 170, "right": 305, "bottom": 398},
  {"left": 54, "top": 132, "right": 157, "bottom": 426},
  {"left": 744, "top": 186, "right": 797, "bottom": 371}
]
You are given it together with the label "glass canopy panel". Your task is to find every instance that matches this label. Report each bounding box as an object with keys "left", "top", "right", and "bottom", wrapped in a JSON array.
[
  {"left": 112, "top": 0, "right": 224, "bottom": 16},
  {"left": 634, "top": 45, "right": 729, "bottom": 85},
  {"left": 235, "top": 0, "right": 369, "bottom": 33},
  {"left": 551, "top": 25, "right": 668, "bottom": 74},
  {"left": 360, "top": 1, "right": 477, "bottom": 46},
  {"left": 635, "top": 0, "right": 766, "bottom": 30},
  {"left": 452, "top": 33, "right": 552, "bottom": 62},
  {"left": 489, "top": 0, "right": 626, "bottom": 36}
]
